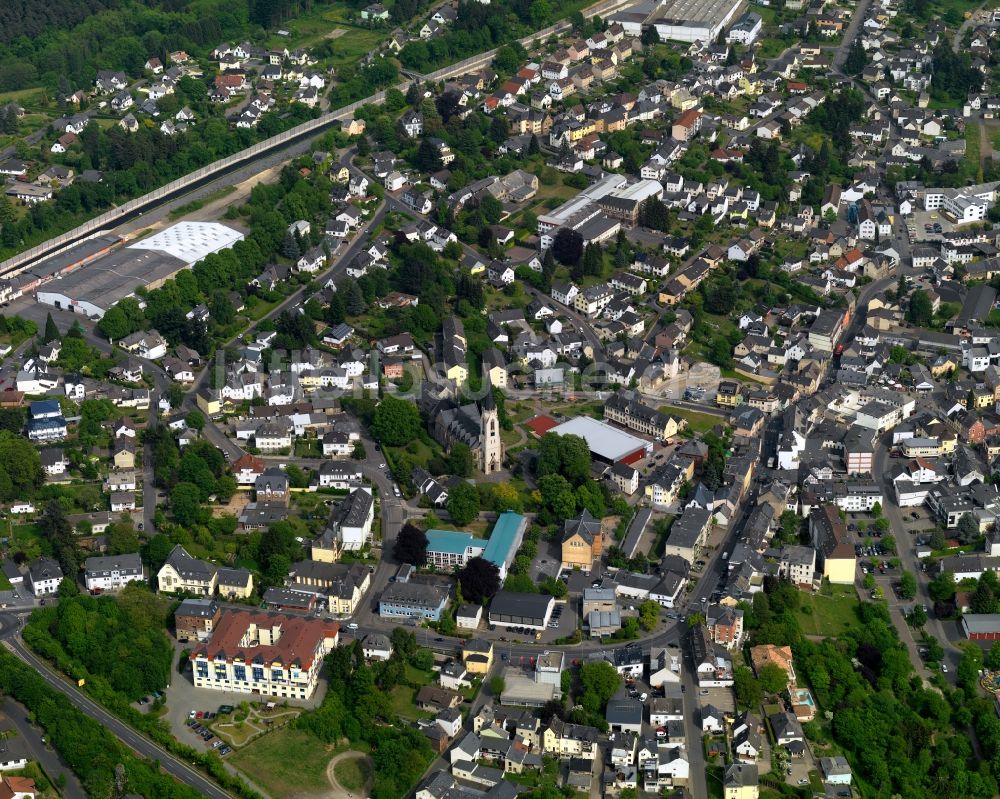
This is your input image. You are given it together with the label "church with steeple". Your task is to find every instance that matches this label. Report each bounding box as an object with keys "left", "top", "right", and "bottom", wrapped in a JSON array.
[
  {"left": 479, "top": 385, "right": 502, "bottom": 474},
  {"left": 429, "top": 381, "right": 505, "bottom": 475}
]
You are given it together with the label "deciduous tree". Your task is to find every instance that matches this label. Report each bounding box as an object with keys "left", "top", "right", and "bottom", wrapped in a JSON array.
[
  {"left": 457, "top": 556, "right": 500, "bottom": 604},
  {"left": 394, "top": 523, "right": 428, "bottom": 566},
  {"left": 447, "top": 482, "right": 480, "bottom": 525}
]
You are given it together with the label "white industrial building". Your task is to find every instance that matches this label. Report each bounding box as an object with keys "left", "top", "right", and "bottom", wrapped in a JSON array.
[
  {"left": 610, "top": 0, "right": 746, "bottom": 43},
  {"left": 924, "top": 181, "right": 1000, "bottom": 224},
  {"left": 549, "top": 416, "right": 652, "bottom": 464},
  {"left": 128, "top": 221, "right": 244, "bottom": 261},
  {"left": 36, "top": 221, "right": 244, "bottom": 319}
]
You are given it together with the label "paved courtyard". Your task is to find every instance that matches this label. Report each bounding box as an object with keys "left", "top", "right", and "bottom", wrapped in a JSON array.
[{"left": 164, "top": 642, "right": 326, "bottom": 746}]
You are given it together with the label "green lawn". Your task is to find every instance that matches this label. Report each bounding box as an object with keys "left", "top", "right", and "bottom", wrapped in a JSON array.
[
  {"left": 294, "top": 438, "right": 323, "bottom": 458},
  {"left": 326, "top": 28, "right": 386, "bottom": 73},
  {"left": 965, "top": 120, "right": 984, "bottom": 183},
  {"left": 259, "top": 2, "right": 388, "bottom": 72},
  {"left": 546, "top": 399, "right": 604, "bottom": 418},
  {"left": 706, "top": 764, "right": 724, "bottom": 799},
  {"left": 8, "top": 524, "right": 42, "bottom": 556},
  {"left": 388, "top": 685, "right": 434, "bottom": 720},
  {"left": 242, "top": 288, "right": 297, "bottom": 321},
  {"left": 794, "top": 588, "right": 862, "bottom": 637},
  {"left": 404, "top": 663, "right": 435, "bottom": 685},
  {"left": 0, "top": 87, "right": 47, "bottom": 104},
  {"left": 659, "top": 405, "right": 722, "bottom": 435},
  {"left": 385, "top": 436, "right": 443, "bottom": 473},
  {"left": 333, "top": 755, "right": 372, "bottom": 792},
  {"left": 229, "top": 728, "right": 338, "bottom": 797},
  {"left": 168, "top": 186, "right": 236, "bottom": 220}
]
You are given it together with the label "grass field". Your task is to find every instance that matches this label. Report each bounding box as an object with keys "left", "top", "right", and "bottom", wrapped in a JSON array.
[
  {"left": 168, "top": 185, "right": 236, "bottom": 220},
  {"left": 545, "top": 399, "right": 604, "bottom": 418},
  {"left": 0, "top": 87, "right": 48, "bottom": 104},
  {"left": 389, "top": 684, "right": 435, "bottom": 720},
  {"left": 333, "top": 755, "right": 372, "bottom": 792},
  {"left": 795, "top": 587, "right": 862, "bottom": 637},
  {"left": 385, "top": 436, "right": 443, "bottom": 472},
  {"left": 659, "top": 405, "right": 722, "bottom": 435},
  {"left": 7, "top": 524, "right": 42, "bottom": 557},
  {"left": 966, "top": 120, "right": 984, "bottom": 183},
  {"left": 260, "top": 1, "right": 387, "bottom": 72},
  {"left": 230, "top": 727, "right": 337, "bottom": 797}
]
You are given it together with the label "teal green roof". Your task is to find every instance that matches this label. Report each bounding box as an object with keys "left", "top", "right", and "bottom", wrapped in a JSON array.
[
  {"left": 425, "top": 529, "right": 481, "bottom": 556},
  {"left": 482, "top": 512, "right": 526, "bottom": 568}
]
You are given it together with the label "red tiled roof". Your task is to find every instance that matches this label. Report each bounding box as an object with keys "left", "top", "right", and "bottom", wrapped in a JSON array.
[
  {"left": 194, "top": 609, "right": 339, "bottom": 670},
  {"left": 233, "top": 454, "right": 265, "bottom": 471}
]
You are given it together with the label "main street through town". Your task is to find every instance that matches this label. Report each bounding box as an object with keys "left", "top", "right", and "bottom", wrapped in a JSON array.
[{"left": 0, "top": 0, "right": 975, "bottom": 793}]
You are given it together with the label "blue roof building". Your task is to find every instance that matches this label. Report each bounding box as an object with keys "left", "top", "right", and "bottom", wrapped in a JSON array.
[
  {"left": 30, "top": 399, "right": 62, "bottom": 419},
  {"left": 421, "top": 512, "right": 527, "bottom": 579},
  {"left": 483, "top": 512, "right": 527, "bottom": 579},
  {"left": 27, "top": 415, "right": 67, "bottom": 442},
  {"left": 425, "top": 529, "right": 485, "bottom": 571}
]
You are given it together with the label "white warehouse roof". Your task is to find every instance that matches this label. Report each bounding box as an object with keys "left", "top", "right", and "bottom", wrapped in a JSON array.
[
  {"left": 129, "top": 221, "right": 244, "bottom": 264},
  {"left": 550, "top": 416, "right": 651, "bottom": 462}
]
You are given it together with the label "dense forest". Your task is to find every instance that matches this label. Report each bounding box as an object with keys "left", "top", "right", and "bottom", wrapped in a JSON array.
[
  {"left": 0, "top": 0, "right": 330, "bottom": 90},
  {"left": 23, "top": 587, "right": 175, "bottom": 701}
]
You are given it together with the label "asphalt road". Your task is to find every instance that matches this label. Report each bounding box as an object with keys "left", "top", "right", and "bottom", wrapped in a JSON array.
[
  {"left": 1, "top": 695, "right": 86, "bottom": 799},
  {"left": 871, "top": 441, "right": 964, "bottom": 681},
  {"left": 0, "top": 613, "right": 236, "bottom": 799}
]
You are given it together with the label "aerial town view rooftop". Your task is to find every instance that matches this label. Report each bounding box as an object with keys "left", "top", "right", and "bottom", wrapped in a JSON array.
[{"left": 1, "top": 0, "right": 1000, "bottom": 798}]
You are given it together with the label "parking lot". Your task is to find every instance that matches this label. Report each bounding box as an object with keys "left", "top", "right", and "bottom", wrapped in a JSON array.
[
  {"left": 783, "top": 747, "right": 816, "bottom": 789},
  {"left": 908, "top": 208, "right": 956, "bottom": 241},
  {"left": 185, "top": 710, "right": 233, "bottom": 757},
  {"left": 638, "top": 441, "right": 679, "bottom": 479},
  {"left": 697, "top": 686, "right": 735, "bottom": 714},
  {"left": 164, "top": 643, "right": 326, "bottom": 747},
  {"left": 493, "top": 601, "right": 577, "bottom": 647}
]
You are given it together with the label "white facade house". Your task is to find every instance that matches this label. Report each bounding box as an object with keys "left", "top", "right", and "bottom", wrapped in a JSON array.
[
  {"left": 27, "top": 557, "right": 63, "bottom": 595},
  {"left": 192, "top": 611, "right": 339, "bottom": 700},
  {"left": 84, "top": 553, "right": 145, "bottom": 592},
  {"left": 329, "top": 488, "right": 375, "bottom": 550},
  {"left": 726, "top": 12, "right": 762, "bottom": 44}
]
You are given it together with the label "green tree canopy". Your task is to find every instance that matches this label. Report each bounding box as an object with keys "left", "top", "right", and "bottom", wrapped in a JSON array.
[
  {"left": 457, "top": 556, "right": 500, "bottom": 604},
  {"left": 447, "top": 482, "right": 480, "bottom": 526},
  {"left": 371, "top": 395, "right": 422, "bottom": 446}
]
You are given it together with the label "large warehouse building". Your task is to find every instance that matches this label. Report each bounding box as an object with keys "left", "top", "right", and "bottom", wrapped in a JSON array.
[
  {"left": 549, "top": 416, "right": 653, "bottom": 466},
  {"left": 962, "top": 614, "right": 1000, "bottom": 640},
  {"left": 36, "top": 221, "right": 243, "bottom": 319},
  {"left": 610, "top": 0, "right": 746, "bottom": 43}
]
